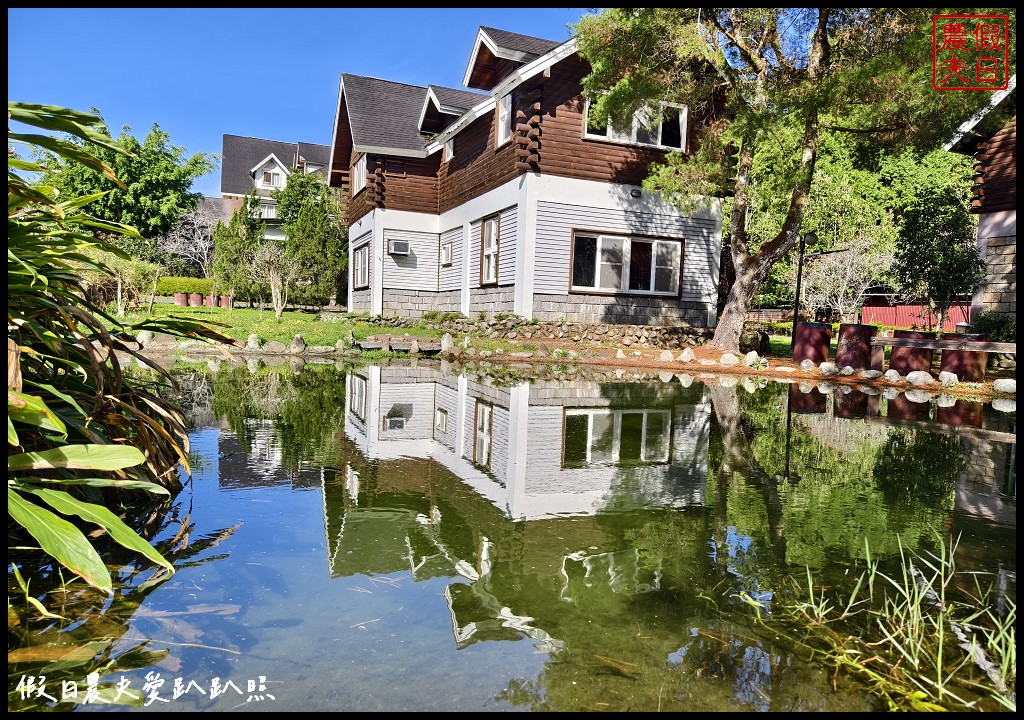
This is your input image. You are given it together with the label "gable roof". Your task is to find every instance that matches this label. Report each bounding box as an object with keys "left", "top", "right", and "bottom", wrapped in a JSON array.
[
  {"left": 419, "top": 84, "right": 488, "bottom": 134},
  {"left": 944, "top": 74, "right": 1017, "bottom": 154},
  {"left": 250, "top": 153, "right": 293, "bottom": 176},
  {"left": 221, "top": 134, "right": 330, "bottom": 196},
  {"left": 341, "top": 74, "right": 434, "bottom": 157},
  {"left": 464, "top": 26, "right": 563, "bottom": 91}
]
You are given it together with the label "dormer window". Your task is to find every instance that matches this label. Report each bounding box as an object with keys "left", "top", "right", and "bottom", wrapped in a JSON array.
[
  {"left": 584, "top": 99, "right": 688, "bottom": 152},
  {"left": 496, "top": 93, "right": 512, "bottom": 146},
  {"left": 351, "top": 154, "right": 367, "bottom": 196},
  {"left": 262, "top": 170, "right": 282, "bottom": 188}
]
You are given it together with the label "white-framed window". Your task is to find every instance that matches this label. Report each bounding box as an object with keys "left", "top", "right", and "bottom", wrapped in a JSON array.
[
  {"left": 349, "top": 374, "right": 367, "bottom": 421},
  {"left": 562, "top": 409, "right": 671, "bottom": 468},
  {"left": 259, "top": 202, "right": 277, "bottom": 220},
  {"left": 480, "top": 215, "right": 499, "bottom": 285},
  {"left": 351, "top": 154, "right": 367, "bottom": 195},
  {"left": 496, "top": 93, "right": 512, "bottom": 146},
  {"left": 443, "top": 137, "right": 455, "bottom": 162},
  {"left": 353, "top": 244, "right": 369, "bottom": 289},
  {"left": 571, "top": 233, "right": 681, "bottom": 295},
  {"left": 584, "top": 99, "right": 687, "bottom": 151},
  {"left": 440, "top": 241, "right": 453, "bottom": 267},
  {"left": 262, "top": 170, "right": 281, "bottom": 187},
  {"left": 474, "top": 402, "right": 492, "bottom": 467},
  {"left": 434, "top": 408, "right": 448, "bottom": 433}
]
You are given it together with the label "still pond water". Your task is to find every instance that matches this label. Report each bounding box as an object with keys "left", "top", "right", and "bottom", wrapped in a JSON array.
[{"left": 9, "top": 360, "right": 1016, "bottom": 712}]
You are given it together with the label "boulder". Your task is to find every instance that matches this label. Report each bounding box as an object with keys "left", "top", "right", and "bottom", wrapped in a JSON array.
[{"left": 906, "top": 370, "right": 934, "bottom": 386}]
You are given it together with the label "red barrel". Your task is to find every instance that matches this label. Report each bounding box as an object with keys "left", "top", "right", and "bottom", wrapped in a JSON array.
[
  {"left": 188, "top": 292, "right": 203, "bottom": 307},
  {"left": 793, "top": 322, "right": 833, "bottom": 365},
  {"left": 835, "top": 323, "right": 877, "bottom": 370},
  {"left": 219, "top": 295, "right": 232, "bottom": 309},
  {"left": 936, "top": 399, "right": 984, "bottom": 428},
  {"left": 789, "top": 383, "right": 826, "bottom": 414},
  {"left": 889, "top": 330, "right": 933, "bottom": 374},
  {"left": 834, "top": 389, "right": 868, "bottom": 419},
  {"left": 173, "top": 292, "right": 188, "bottom": 306},
  {"left": 885, "top": 392, "right": 930, "bottom": 421},
  {"left": 938, "top": 333, "right": 988, "bottom": 382}
]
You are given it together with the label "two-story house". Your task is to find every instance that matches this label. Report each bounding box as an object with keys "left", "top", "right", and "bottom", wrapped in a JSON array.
[
  {"left": 220, "top": 134, "right": 331, "bottom": 241},
  {"left": 328, "top": 26, "right": 724, "bottom": 327}
]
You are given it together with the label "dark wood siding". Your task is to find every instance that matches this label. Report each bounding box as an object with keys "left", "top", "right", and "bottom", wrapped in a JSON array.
[
  {"left": 438, "top": 108, "right": 520, "bottom": 213},
  {"left": 378, "top": 156, "right": 441, "bottom": 215},
  {"left": 973, "top": 117, "right": 1016, "bottom": 214},
  {"left": 347, "top": 149, "right": 375, "bottom": 225}
]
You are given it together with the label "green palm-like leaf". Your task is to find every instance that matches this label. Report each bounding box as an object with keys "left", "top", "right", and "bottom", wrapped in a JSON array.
[
  {"left": 21, "top": 486, "right": 175, "bottom": 577},
  {"left": 8, "top": 443, "right": 146, "bottom": 472},
  {"left": 7, "top": 488, "right": 112, "bottom": 592}
]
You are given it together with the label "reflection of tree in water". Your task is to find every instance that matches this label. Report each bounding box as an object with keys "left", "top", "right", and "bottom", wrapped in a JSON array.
[
  {"left": 872, "top": 429, "right": 965, "bottom": 509},
  {"left": 210, "top": 364, "right": 348, "bottom": 471}
]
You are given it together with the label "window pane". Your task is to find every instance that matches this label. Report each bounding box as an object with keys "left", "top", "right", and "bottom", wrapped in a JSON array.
[
  {"left": 589, "top": 413, "right": 614, "bottom": 463},
  {"left": 563, "top": 414, "right": 589, "bottom": 467},
  {"left": 599, "top": 237, "right": 623, "bottom": 290},
  {"left": 618, "top": 412, "right": 644, "bottom": 462},
  {"left": 660, "top": 107, "right": 682, "bottom": 148},
  {"left": 585, "top": 100, "right": 608, "bottom": 137},
  {"left": 635, "top": 106, "right": 657, "bottom": 145},
  {"left": 643, "top": 412, "right": 670, "bottom": 461},
  {"left": 654, "top": 242, "right": 680, "bottom": 292},
  {"left": 572, "top": 236, "right": 596, "bottom": 287},
  {"left": 628, "top": 241, "right": 653, "bottom": 290}
]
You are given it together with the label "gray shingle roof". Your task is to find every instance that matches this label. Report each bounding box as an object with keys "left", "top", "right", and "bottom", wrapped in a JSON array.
[
  {"left": 220, "top": 135, "right": 330, "bottom": 196},
  {"left": 428, "top": 85, "right": 487, "bottom": 115},
  {"left": 342, "top": 74, "right": 432, "bottom": 154},
  {"left": 479, "top": 26, "right": 562, "bottom": 57}
]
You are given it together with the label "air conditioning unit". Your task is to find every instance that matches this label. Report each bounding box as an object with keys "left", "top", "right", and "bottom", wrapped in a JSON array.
[{"left": 387, "top": 239, "right": 410, "bottom": 256}]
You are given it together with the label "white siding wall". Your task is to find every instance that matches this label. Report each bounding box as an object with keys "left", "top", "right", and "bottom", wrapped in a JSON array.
[
  {"left": 533, "top": 200, "right": 719, "bottom": 306},
  {"left": 497, "top": 205, "right": 517, "bottom": 286},
  {"left": 438, "top": 226, "right": 463, "bottom": 292},
  {"left": 377, "top": 383, "right": 434, "bottom": 441},
  {"left": 434, "top": 383, "right": 459, "bottom": 451},
  {"left": 382, "top": 229, "right": 439, "bottom": 292}
]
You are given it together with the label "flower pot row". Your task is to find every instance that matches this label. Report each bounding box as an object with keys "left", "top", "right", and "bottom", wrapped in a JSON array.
[{"left": 173, "top": 293, "right": 232, "bottom": 308}]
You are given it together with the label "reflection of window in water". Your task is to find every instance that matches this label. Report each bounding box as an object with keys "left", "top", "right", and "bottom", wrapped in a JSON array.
[
  {"left": 384, "top": 403, "right": 412, "bottom": 431},
  {"left": 349, "top": 374, "right": 367, "bottom": 421},
  {"left": 474, "top": 403, "right": 492, "bottom": 467},
  {"left": 562, "top": 409, "right": 671, "bottom": 468}
]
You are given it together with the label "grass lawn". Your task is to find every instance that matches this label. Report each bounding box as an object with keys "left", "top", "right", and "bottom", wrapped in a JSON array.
[{"left": 117, "top": 304, "right": 442, "bottom": 347}]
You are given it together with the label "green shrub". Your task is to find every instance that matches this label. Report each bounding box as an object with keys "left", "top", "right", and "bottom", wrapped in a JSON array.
[
  {"left": 970, "top": 311, "right": 1016, "bottom": 343},
  {"left": 157, "top": 276, "right": 214, "bottom": 296}
]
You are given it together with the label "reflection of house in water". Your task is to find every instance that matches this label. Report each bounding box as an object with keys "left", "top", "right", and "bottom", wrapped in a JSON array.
[
  {"left": 218, "top": 419, "right": 324, "bottom": 490},
  {"left": 330, "top": 364, "right": 713, "bottom": 650},
  {"left": 344, "top": 365, "right": 710, "bottom": 520}
]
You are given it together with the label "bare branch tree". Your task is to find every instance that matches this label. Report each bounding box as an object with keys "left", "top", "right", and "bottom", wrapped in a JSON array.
[
  {"left": 249, "top": 242, "right": 300, "bottom": 319},
  {"left": 797, "top": 235, "right": 894, "bottom": 324},
  {"left": 157, "top": 202, "right": 220, "bottom": 278}
]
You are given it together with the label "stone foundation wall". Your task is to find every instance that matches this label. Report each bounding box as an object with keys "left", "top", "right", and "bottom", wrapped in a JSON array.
[
  {"left": 382, "top": 289, "right": 461, "bottom": 318},
  {"left": 978, "top": 235, "right": 1016, "bottom": 317},
  {"left": 468, "top": 286, "right": 515, "bottom": 318},
  {"left": 350, "top": 289, "right": 371, "bottom": 314},
  {"left": 532, "top": 293, "right": 712, "bottom": 327}
]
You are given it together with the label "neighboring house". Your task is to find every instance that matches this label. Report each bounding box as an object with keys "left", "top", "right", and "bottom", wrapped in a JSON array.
[
  {"left": 945, "top": 76, "right": 1016, "bottom": 323},
  {"left": 328, "top": 26, "right": 724, "bottom": 327},
  {"left": 220, "top": 134, "right": 331, "bottom": 241}
]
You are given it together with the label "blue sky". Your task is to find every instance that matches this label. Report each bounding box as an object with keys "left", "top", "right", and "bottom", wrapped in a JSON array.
[{"left": 8, "top": 8, "right": 592, "bottom": 198}]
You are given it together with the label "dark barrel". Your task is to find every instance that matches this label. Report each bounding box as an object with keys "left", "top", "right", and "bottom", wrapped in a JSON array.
[
  {"left": 938, "top": 333, "right": 989, "bottom": 382},
  {"left": 835, "top": 323, "right": 878, "bottom": 370},
  {"left": 888, "top": 329, "right": 933, "bottom": 374},
  {"left": 793, "top": 321, "right": 832, "bottom": 365}
]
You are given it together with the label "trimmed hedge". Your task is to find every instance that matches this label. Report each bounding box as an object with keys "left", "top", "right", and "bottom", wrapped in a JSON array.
[{"left": 157, "top": 276, "right": 214, "bottom": 296}]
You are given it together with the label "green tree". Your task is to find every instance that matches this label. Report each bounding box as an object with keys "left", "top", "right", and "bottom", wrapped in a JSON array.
[
  {"left": 212, "top": 192, "right": 265, "bottom": 303},
  {"left": 891, "top": 187, "right": 985, "bottom": 336},
  {"left": 272, "top": 172, "right": 348, "bottom": 307},
  {"left": 39, "top": 120, "right": 216, "bottom": 258},
  {"left": 573, "top": 8, "right": 1014, "bottom": 349}
]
